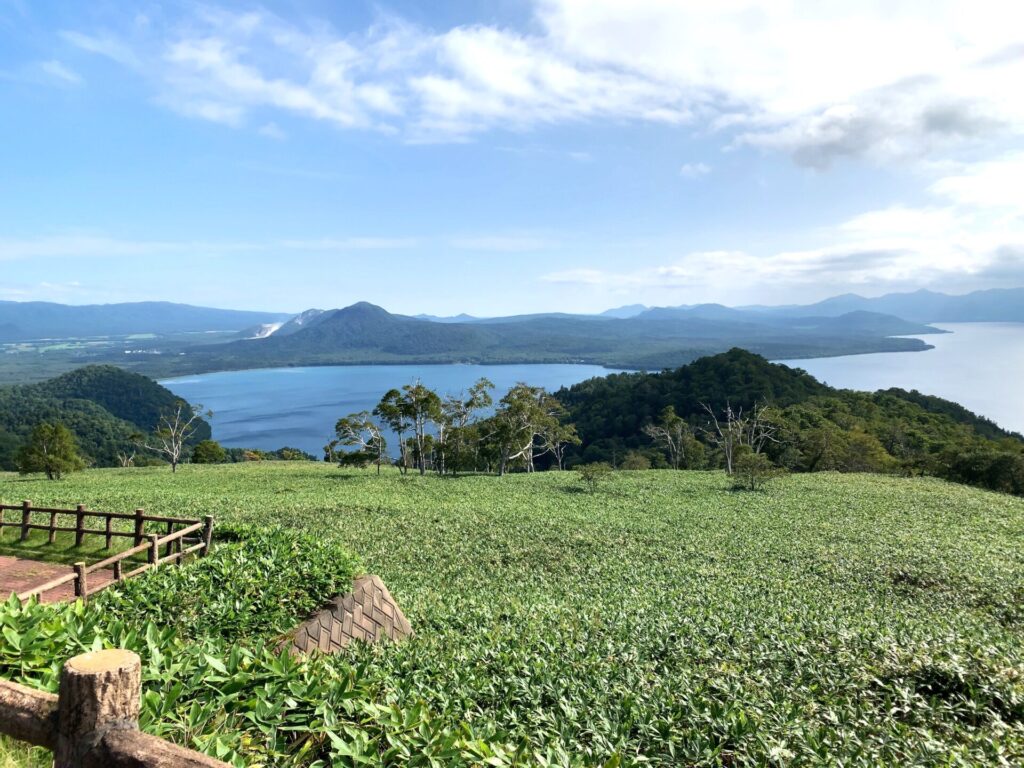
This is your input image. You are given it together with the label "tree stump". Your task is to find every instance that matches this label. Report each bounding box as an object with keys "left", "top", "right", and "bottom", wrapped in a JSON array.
[{"left": 55, "top": 649, "right": 141, "bottom": 768}]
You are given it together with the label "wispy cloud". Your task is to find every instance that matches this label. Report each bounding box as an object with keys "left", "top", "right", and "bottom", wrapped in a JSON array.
[
  {"left": 40, "top": 60, "right": 82, "bottom": 85},
  {"left": 450, "top": 235, "right": 556, "bottom": 252},
  {"left": 679, "top": 162, "right": 711, "bottom": 178},
  {"left": 0, "top": 234, "right": 418, "bottom": 261},
  {"left": 59, "top": 30, "right": 139, "bottom": 67},
  {"left": 257, "top": 122, "right": 286, "bottom": 140}
]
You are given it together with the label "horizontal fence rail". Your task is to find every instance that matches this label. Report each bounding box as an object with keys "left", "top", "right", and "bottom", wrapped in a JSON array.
[
  {"left": 0, "top": 501, "right": 213, "bottom": 602},
  {"left": 0, "top": 649, "right": 229, "bottom": 767}
]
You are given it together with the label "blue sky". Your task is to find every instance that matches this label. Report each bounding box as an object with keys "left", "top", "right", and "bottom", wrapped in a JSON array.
[{"left": 1, "top": 0, "right": 1022, "bottom": 315}]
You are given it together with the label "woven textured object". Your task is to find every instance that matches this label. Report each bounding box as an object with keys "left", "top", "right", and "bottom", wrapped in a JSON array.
[{"left": 285, "top": 574, "right": 412, "bottom": 655}]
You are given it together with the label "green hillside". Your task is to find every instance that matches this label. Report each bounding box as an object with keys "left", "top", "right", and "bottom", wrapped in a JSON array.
[
  {"left": 558, "top": 348, "right": 1024, "bottom": 494},
  {"left": 3, "top": 463, "right": 1024, "bottom": 766},
  {"left": 0, "top": 365, "right": 209, "bottom": 469}
]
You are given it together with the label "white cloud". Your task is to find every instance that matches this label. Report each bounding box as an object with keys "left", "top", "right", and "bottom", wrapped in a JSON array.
[
  {"left": 58, "top": 1, "right": 1022, "bottom": 159},
  {"left": 542, "top": 0, "right": 1024, "bottom": 166},
  {"left": 39, "top": 60, "right": 82, "bottom": 85},
  {"left": 679, "top": 162, "right": 710, "bottom": 178}
]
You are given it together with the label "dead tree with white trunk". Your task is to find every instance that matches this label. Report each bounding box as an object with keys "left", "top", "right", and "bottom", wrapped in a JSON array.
[
  {"left": 137, "top": 402, "right": 210, "bottom": 473},
  {"left": 701, "top": 401, "right": 745, "bottom": 474}
]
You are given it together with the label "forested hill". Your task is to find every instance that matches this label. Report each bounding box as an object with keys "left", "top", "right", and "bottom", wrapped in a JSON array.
[
  {"left": 557, "top": 349, "right": 1024, "bottom": 494},
  {"left": 0, "top": 366, "right": 209, "bottom": 470}
]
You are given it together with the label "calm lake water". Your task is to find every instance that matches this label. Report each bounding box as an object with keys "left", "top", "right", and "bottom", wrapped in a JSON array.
[
  {"left": 162, "top": 323, "right": 1024, "bottom": 454},
  {"left": 777, "top": 322, "right": 1024, "bottom": 435},
  {"left": 161, "top": 364, "right": 621, "bottom": 455}
]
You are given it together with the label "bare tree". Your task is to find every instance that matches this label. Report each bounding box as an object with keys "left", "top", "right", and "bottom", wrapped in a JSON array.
[
  {"left": 643, "top": 405, "right": 690, "bottom": 469},
  {"left": 743, "top": 402, "right": 782, "bottom": 455},
  {"left": 138, "top": 403, "right": 210, "bottom": 473},
  {"left": 116, "top": 450, "right": 136, "bottom": 468},
  {"left": 701, "top": 401, "right": 745, "bottom": 474}
]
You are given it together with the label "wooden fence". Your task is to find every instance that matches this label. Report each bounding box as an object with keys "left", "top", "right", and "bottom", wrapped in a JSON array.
[
  {"left": 0, "top": 501, "right": 213, "bottom": 602},
  {"left": 0, "top": 648, "right": 229, "bottom": 767}
]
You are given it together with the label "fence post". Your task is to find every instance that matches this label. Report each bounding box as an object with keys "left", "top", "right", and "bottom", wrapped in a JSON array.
[
  {"left": 164, "top": 520, "right": 173, "bottom": 558},
  {"left": 133, "top": 509, "right": 144, "bottom": 546},
  {"left": 202, "top": 515, "right": 214, "bottom": 555},
  {"left": 73, "top": 563, "right": 88, "bottom": 602},
  {"left": 113, "top": 561, "right": 122, "bottom": 581},
  {"left": 75, "top": 505, "right": 86, "bottom": 548},
  {"left": 104, "top": 516, "right": 113, "bottom": 549},
  {"left": 20, "top": 500, "right": 31, "bottom": 542},
  {"left": 54, "top": 649, "right": 141, "bottom": 768},
  {"left": 147, "top": 534, "right": 159, "bottom": 568},
  {"left": 49, "top": 511, "right": 58, "bottom": 544}
]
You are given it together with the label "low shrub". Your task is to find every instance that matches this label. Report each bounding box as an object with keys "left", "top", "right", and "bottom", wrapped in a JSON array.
[{"left": 98, "top": 524, "right": 361, "bottom": 642}]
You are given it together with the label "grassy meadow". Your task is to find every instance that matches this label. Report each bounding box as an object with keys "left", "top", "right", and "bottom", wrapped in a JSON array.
[{"left": 2, "top": 463, "right": 1024, "bottom": 765}]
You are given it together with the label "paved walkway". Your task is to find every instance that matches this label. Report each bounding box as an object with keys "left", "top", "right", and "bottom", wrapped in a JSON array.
[{"left": 0, "top": 555, "right": 114, "bottom": 603}]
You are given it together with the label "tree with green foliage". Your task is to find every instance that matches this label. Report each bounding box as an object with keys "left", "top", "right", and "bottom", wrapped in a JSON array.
[
  {"left": 275, "top": 447, "right": 313, "bottom": 461},
  {"left": 488, "top": 383, "right": 563, "bottom": 475},
  {"left": 334, "top": 412, "right": 388, "bottom": 474},
  {"left": 374, "top": 389, "right": 413, "bottom": 474},
  {"left": 621, "top": 451, "right": 652, "bottom": 470},
  {"left": 732, "top": 448, "right": 784, "bottom": 491},
  {"left": 439, "top": 377, "right": 494, "bottom": 476},
  {"left": 16, "top": 422, "right": 86, "bottom": 479},
  {"left": 400, "top": 381, "right": 442, "bottom": 476},
  {"left": 537, "top": 398, "right": 580, "bottom": 470},
  {"left": 192, "top": 439, "right": 227, "bottom": 464},
  {"left": 576, "top": 461, "right": 612, "bottom": 492}
]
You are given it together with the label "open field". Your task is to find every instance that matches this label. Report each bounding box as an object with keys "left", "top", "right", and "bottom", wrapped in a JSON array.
[{"left": 2, "top": 463, "right": 1024, "bottom": 765}]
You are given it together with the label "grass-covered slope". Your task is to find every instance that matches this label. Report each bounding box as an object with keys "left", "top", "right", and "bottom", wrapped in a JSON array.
[{"left": 3, "top": 462, "right": 1024, "bottom": 766}]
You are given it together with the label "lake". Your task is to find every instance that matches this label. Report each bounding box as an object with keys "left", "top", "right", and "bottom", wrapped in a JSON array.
[
  {"left": 162, "top": 323, "right": 1024, "bottom": 455},
  {"left": 777, "top": 322, "right": 1024, "bottom": 435},
  {"left": 161, "top": 363, "right": 621, "bottom": 455}
]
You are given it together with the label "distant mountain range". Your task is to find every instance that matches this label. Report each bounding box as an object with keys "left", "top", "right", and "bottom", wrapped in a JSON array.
[
  {"left": 144, "top": 300, "right": 937, "bottom": 376},
  {"left": 752, "top": 287, "right": 1024, "bottom": 322},
  {"left": 0, "top": 301, "right": 289, "bottom": 342},
  {"left": 0, "top": 287, "right": 1019, "bottom": 381},
  {"left": 600, "top": 287, "right": 1024, "bottom": 323}
]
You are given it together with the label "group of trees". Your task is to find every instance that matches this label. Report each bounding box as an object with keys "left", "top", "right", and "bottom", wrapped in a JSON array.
[
  {"left": 322, "top": 350, "right": 1024, "bottom": 499},
  {"left": 329, "top": 378, "right": 581, "bottom": 476}
]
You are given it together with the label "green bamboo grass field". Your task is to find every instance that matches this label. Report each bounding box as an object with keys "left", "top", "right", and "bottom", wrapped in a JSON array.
[{"left": 2, "top": 463, "right": 1023, "bottom": 765}]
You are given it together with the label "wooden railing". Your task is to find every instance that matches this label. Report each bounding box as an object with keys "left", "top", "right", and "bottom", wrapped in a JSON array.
[
  {"left": 0, "top": 501, "right": 213, "bottom": 602},
  {"left": 0, "top": 648, "right": 229, "bottom": 767}
]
